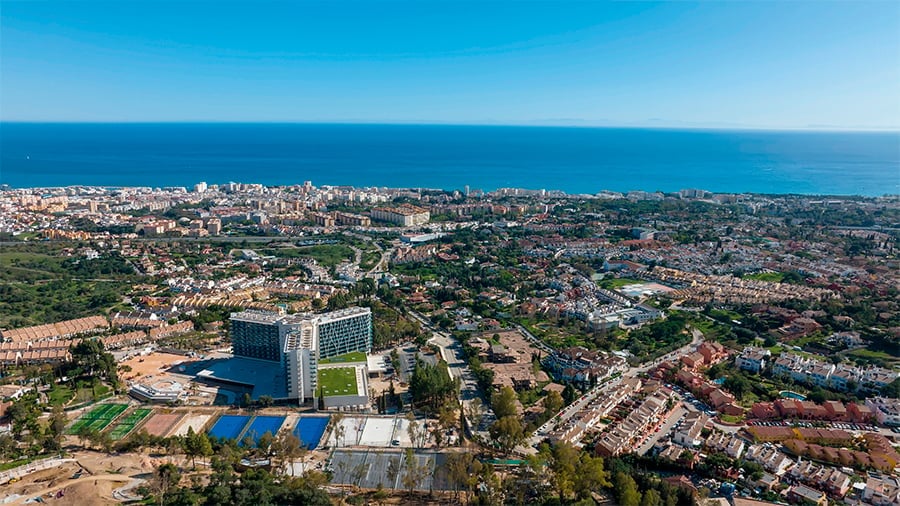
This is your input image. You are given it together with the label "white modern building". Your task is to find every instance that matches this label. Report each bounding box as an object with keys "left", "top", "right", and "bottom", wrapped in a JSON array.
[{"left": 228, "top": 307, "right": 372, "bottom": 404}]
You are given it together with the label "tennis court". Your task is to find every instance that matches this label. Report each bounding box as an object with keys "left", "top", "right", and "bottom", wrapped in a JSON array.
[
  {"left": 359, "top": 417, "right": 395, "bottom": 447},
  {"left": 68, "top": 403, "right": 129, "bottom": 434},
  {"left": 141, "top": 412, "right": 184, "bottom": 437},
  {"left": 330, "top": 449, "right": 452, "bottom": 491},
  {"left": 207, "top": 414, "right": 251, "bottom": 441},
  {"left": 240, "top": 415, "right": 286, "bottom": 446},
  {"left": 108, "top": 408, "right": 152, "bottom": 440},
  {"left": 293, "top": 416, "right": 330, "bottom": 449}
]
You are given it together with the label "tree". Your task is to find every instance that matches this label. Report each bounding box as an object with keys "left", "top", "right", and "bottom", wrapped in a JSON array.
[
  {"left": 546, "top": 442, "right": 578, "bottom": 501},
  {"left": 574, "top": 452, "right": 610, "bottom": 500},
  {"left": 69, "top": 339, "right": 118, "bottom": 386},
  {"left": 724, "top": 375, "right": 751, "bottom": 401},
  {"left": 641, "top": 488, "right": 662, "bottom": 506},
  {"left": 446, "top": 452, "right": 475, "bottom": 503},
  {"left": 880, "top": 378, "right": 900, "bottom": 399},
  {"left": 386, "top": 455, "right": 400, "bottom": 491},
  {"left": 489, "top": 416, "right": 524, "bottom": 455},
  {"left": 151, "top": 463, "right": 181, "bottom": 506},
  {"left": 543, "top": 390, "right": 564, "bottom": 415},
  {"left": 491, "top": 386, "right": 518, "bottom": 419},
  {"left": 273, "top": 432, "right": 303, "bottom": 476},
  {"left": 406, "top": 412, "right": 423, "bottom": 448},
  {"left": 614, "top": 471, "right": 642, "bottom": 506},
  {"left": 257, "top": 395, "right": 274, "bottom": 408},
  {"left": 331, "top": 413, "right": 345, "bottom": 448},
  {"left": 563, "top": 383, "right": 578, "bottom": 405},
  {"left": 402, "top": 448, "right": 419, "bottom": 498}
]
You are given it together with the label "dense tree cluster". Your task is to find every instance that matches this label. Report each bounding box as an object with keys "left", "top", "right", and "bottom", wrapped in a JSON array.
[{"left": 409, "top": 359, "right": 459, "bottom": 413}]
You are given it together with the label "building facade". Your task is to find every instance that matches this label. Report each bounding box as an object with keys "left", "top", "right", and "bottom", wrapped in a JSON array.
[{"left": 230, "top": 307, "right": 372, "bottom": 403}]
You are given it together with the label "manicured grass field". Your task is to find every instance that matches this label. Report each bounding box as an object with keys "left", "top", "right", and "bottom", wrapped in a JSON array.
[
  {"left": 318, "top": 367, "right": 359, "bottom": 397},
  {"left": 319, "top": 351, "right": 367, "bottom": 365},
  {"left": 744, "top": 271, "right": 784, "bottom": 282},
  {"left": 107, "top": 408, "right": 152, "bottom": 440},
  {"left": 68, "top": 403, "right": 128, "bottom": 434},
  {"left": 599, "top": 277, "right": 645, "bottom": 289}
]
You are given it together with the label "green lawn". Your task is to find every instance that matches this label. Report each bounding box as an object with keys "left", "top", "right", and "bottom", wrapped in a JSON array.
[
  {"left": 108, "top": 408, "right": 152, "bottom": 440},
  {"left": 318, "top": 367, "right": 359, "bottom": 397},
  {"left": 744, "top": 271, "right": 784, "bottom": 283},
  {"left": 598, "top": 277, "right": 645, "bottom": 289},
  {"left": 0, "top": 457, "right": 34, "bottom": 472},
  {"left": 319, "top": 350, "right": 368, "bottom": 365},
  {"left": 846, "top": 348, "right": 899, "bottom": 367},
  {"left": 261, "top": 244, "right": 355, "bottom": 268},
  {"left": 47, "top": 385, "right": 74, "bottom": 407}
]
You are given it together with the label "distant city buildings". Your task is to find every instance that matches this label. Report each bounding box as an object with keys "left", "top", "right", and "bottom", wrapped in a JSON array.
[{"left": 371, "top": 204, "right": 430, "bottom": 226}]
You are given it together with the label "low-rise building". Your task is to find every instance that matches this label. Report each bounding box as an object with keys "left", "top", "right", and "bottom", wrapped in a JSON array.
[{"left": 735, "top": 347, "right": 771, "bottom": 373}]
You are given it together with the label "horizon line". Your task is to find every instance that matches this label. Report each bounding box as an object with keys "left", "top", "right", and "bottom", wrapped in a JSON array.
[{"left": 2, "top": 119, "right": 899, "bottom": 134}]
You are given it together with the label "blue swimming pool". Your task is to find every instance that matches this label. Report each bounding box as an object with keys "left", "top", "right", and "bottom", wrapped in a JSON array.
[
  {"left": 241, "top": 416, "right": 285, "bottom": 446},
  {"left": 780, "top": 390, "right": 807, "bottom": 401},
  {"left": 293, "top": 416, "right": 330, "bottom": 449},
  {"left": 208, "top": 414, "right": 251, "bottom": 441}
]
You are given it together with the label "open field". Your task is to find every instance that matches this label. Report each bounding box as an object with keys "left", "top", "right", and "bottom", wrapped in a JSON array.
[
  {"left": 318, "top": 366, "right": 359, "bottom": 397},
  {"left": 68, "top": 403, "right": 128, "bottom": 434},
  {"left": 744, "top": 271, "right": 785, "bottom": 282},
  {"left": 108, "top": 408, "right": 152, "bottom": 440},
  {"left": 319, "top": 350, "right": 367, "bottom": 365},
  {"left": 119, "top": 352, "right": 195, "bottom": 380}
]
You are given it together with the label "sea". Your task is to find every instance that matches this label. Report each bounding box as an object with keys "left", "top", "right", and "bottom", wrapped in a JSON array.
[{"left": 1, "top": 123, "right": 898, "bottom": 196}]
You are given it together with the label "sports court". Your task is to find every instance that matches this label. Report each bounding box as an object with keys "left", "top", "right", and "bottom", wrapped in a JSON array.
[
  {"left": 68, "top": 403, "right": 129, "bottom": 434},
  {"left": 358, "top": 417, "right": 396, "bottom": 447},
  {"left": 330, "top": 449, "right": 453, "bottom": 491},
  {"left": 293, "top": 415, "right": 330, "bottom": 450},
  {"left": 141, "top": 412, "right": 184, "bottom": 437},
  {"left": 329, "top": 416, "right": 366, "bottom": 446},
  {"left": 240, "top": 415, "right": 286, "bottom": 446},
  {"left": 207, "top": 414, "right": 251, "bottom": 441},
  {"left": 171, "top": 413, "right": 212, "bottom": 436},
  {"left": 107, "top": 408, "right": 152, "bottom": 440}
]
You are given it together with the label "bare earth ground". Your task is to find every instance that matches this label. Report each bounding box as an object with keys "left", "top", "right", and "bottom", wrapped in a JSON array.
[
  {"left": 2, "top": 450, "right": 176, "bottom": 506},
  {"left": 119, "top": 352, "right": 195, "bottom": 381}
]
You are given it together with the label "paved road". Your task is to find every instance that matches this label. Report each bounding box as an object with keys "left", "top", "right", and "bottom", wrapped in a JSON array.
[
  {"left": 527, "top": 328, "right": 705, "bottom": 447},
  {"left": 636, "top": 405, "right": 687, "bottom": 455},
  {"left": 408, "top": 311, "right": 496, "bottom": 438}
]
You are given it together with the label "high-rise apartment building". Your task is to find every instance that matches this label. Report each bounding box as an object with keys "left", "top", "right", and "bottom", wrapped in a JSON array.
[{"left": 229, "top": 306, "right": 372, "bottom": 402}]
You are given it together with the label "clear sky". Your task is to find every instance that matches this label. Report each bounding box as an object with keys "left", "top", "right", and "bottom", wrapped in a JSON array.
[{"left": 2, "top": 1, "right": 898, "bottom": 129}]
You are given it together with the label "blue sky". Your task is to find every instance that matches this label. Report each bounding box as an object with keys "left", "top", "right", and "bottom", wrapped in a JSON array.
[{"left": 2, "top": 1, "right": 898, "bottom": 129}]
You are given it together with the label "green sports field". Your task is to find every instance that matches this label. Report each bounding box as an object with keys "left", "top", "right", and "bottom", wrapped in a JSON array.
[
  {"left": 68, "top": 403, "right": 128, "bottom": 434},
  {"left": 318, "top": 367, "right": 359, "bottom": 397},
  {"left": 107, "top": 408, "right": 152, "bottom": 440}
]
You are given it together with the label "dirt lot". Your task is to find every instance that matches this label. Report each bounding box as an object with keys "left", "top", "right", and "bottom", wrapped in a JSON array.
[
  {"left": 119, "top": 352, "right": 195, "bottom": 381},
  {"left": 3, "top": 451, "right": 175, "bottom": 506}
]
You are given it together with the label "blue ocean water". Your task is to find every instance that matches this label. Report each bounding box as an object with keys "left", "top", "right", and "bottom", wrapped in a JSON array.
[{"left": 1, "top": 123, "right": 897, "bottom": 195}]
